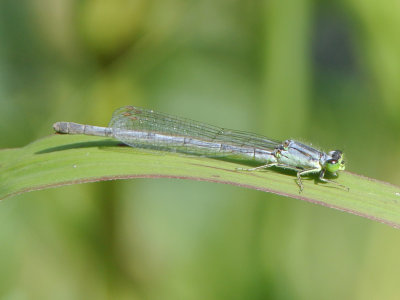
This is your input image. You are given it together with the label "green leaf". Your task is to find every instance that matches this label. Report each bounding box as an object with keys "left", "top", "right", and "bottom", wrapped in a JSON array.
[{"left": 1, "top": 135, "right": 400, "bottom": 228}]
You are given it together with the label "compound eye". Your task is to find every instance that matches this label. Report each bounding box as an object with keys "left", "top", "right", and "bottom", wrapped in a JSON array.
[{"left": 328, "top": 150, "right": 342, "bottom": 160}]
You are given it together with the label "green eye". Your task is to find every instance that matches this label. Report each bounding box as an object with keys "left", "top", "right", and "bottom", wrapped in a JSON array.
[
  {"left": 326, "top": 155, "right": 345, "bottom": 173},
  {"left": 326, "top": 160, "right": 340, "bottom": 172}
]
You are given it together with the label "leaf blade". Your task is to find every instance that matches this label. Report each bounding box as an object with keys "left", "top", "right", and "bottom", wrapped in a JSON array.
[{"left": 1, "top": 135, "right": 400, "bottom": 228}]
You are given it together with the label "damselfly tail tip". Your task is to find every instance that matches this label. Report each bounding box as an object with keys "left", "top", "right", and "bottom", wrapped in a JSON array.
[
  {"left": 53, "top": 122, "right": 61, "bottom": 132},
  {"left": 53, "top": 122, "right": 68, "bottom": 134}
]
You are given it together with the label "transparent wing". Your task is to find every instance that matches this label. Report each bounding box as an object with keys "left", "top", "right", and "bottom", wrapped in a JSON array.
[{"left": 109, "top": 106, "right": 281, "bottom": 156}]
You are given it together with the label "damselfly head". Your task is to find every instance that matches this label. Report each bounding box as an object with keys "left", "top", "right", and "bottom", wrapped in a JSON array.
[{"left": 326, "top": 150, "right": 345, "bottom": 173}]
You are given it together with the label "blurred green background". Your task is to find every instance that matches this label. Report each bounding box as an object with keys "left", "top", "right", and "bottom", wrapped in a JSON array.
[{"left": 1, "top": 0, "right": 400, "bottom": 299}]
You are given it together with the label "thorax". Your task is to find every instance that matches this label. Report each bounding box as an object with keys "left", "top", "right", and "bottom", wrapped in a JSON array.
[{"left": 276, "top": 140, "right": 324, "bottom": 170}]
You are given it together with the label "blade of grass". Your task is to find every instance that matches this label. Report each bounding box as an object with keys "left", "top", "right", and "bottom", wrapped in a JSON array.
[{"left": 1, "top": 135, "right": 400, "bottom": 228}]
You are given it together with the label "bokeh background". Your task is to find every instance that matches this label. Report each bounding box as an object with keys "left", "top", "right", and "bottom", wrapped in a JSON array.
[{"left": 1, "top": 0, "right": 400, "bottom": 299}]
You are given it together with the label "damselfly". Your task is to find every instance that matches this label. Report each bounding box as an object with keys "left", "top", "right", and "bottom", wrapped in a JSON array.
[{"left": 53, "top": 106, "right": 347, "bottom": 191}]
